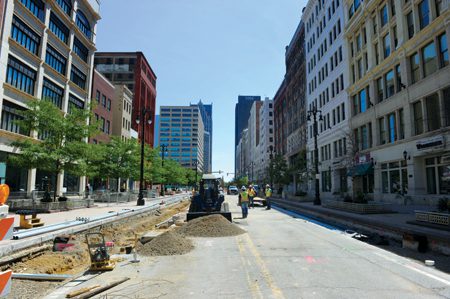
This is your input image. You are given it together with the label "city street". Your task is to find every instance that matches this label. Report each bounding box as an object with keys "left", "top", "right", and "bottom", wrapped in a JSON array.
[{"left": 45, "top": 195, "right": 450, "bottom": 299}]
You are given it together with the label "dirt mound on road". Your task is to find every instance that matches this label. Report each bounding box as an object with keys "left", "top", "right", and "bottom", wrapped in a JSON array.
[
  {"left": 138, "top": 231, "right": 194, "bottom": 256},
  {"left": 178, "top": 214, "right": 245, "bottom": 237}
]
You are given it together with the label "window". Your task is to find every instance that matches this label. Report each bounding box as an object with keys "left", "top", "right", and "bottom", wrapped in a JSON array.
[
  {"left": 1, "top": 101, "right": 27, "bottom": 135},
  {"left": 379, "top": 118, "right": 386, "bottom": 145},
  {"left": 426, "top": 94, "right": 440, "bottom": 131},
  {"left": 360, "top": 88, "right": 367, "bottom": 113},
  {"left": 356, "top": 34, "right": 361, "bottom": 51},
  {"left": 42, "top": 78, "right": 64, "bottom": 108},
  {"left": 426, "top": 157, "right": 450, "bottom": 194},
  {"left": 6, "top": 55, "right": 36, "bottom": 95},
  {"left": 76, "top": 10, "right": 91, "bottom": 39},
  {"left": 107, "top": 99, "right": 111, "bottom": 111},
  {"left": 381, "top": 161, "right": 408, "bottom": 194},
  {"left": 361, "top": 125, "right": 369, "bottom": 150},
  {"left": 410, "top": 52, "right": 420, "bottom": 84},
  {"left": 399, "top": 108, "right": 405, "bottom": 139},
  {"left": 380, "top": 5, "right": 388, "bottom": 27},
  {"left": 73, "top": 37, "right": 88, "bottom": 62},
  {"left": 373, "top": 16, "right": 377, "bottom": 34},
  {"left": 101, "top": 95, "right": 106, "bottom": 107},
  {"left": 385, "top": 70, "right": 395, "bottom": 98},
  {"left": 388, "top": 113, "right": 396, "bottom": 143},
  {"left": 377, "top": 77, "right": 384, "bottom": 102},
  {"left": 106, "top": 120, "right": 110, "bottom": 134},
  {"left": 391, "top": 0, "right": 396, "bottom": 16},
  {"left": 96, "top": 90, "right": 100, "bottom": 103},
  {"left": 395, "top": 64, "right": 402, "bottom": 92},
  {"left": 444, "top": 87, "right": 450, "bottom": 127},
  {"left": 439, "top": 33, "right": 448, "bottom": 67},
  {"left": 413, "top": 101, "right": 424, "bottom": 135},
  {"left": 45, "top": 45, "right": 67, "bottom": 75},
  {"left": 70, "top": 65, "right": 86, "bottom": 89},
  {"left": 20, "top": 0, "right": 45, "bottom": 22},
  {"left": 393, "top": 25, "right": 398, "bottom": 48},
  {"left": 418, "top": 0, "right": 429, "bottom": 29},
  {"left": 383, "top": 34, "right": 391, "bottom": 58},
  {"left": 11, "top": 16, "right": 40, "bottom": 55},
  {"left": 56, "top": 0, "right": 72, "bottom": 15},
  {"left": 68, "top": 94, "right": 84, "bottom": 113},
  {"left": 375, "top": 42, "right": 380, "bottom": 65},
  {"left": 49, "top": 13, "right": 69, "bottom": 44},
  {"left": 422, "top": 41, "right": 437, "bottom": 77},
  {"left": 357, "top": 59, "right": 363, "bottom": 79},
  {"left": 436, "top": 0, "right": 443, "bottom": 17},
  {"left": 100, "top": 117, "right": 105, "bottom": 132},
  {"left": 406, "top": 11, "right": 414, "bottom": 39}
]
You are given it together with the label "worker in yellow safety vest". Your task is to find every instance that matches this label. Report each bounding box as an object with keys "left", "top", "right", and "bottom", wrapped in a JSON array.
[
  {"left": 265, "top": 184, "right": 272, "bottom": 210},
  {"left": 239, "top": 186, "right": 249, "bottom": 218},
  {"left": 248, "top": 185, "right": 256, "bottom": 208}
]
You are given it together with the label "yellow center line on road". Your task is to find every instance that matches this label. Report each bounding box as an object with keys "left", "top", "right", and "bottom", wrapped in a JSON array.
[
  {"left": 239, "top": 234, "right": 286, "bottom": 299},
  {"left": 237, "top": 236, "right": 264, "bottom": 299}
]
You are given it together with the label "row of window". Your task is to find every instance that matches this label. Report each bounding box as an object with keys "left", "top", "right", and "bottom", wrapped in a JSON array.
[
  {"left": 15, "top": 9, "right": 89, "bottom": 63},
  {"left": 123, "top": 100, "right": 132, "bottom": 114},
  {"left": 159, "top": 127, "right": 195, "bottom": 132},
  {"left": 122, "top": 117, "right": 130, "bottom": 131},
  {"left": 95, "top": 90, "right": 111, "bottom": 111},
  {"left": 160, "top": 123, "right": 198, "bottom": 128},
  {"left": 21, "top": 0, "right": 92, "bottom": 41},
  {"left": 94, "top": 114, "right": 111, "bottom": 134}
]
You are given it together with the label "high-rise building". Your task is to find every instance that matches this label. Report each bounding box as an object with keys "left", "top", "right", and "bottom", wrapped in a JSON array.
[
  {"left": 273, "top": 19, "right": 307, "bottom": 193},
  {"left": 254, "top": 98, "right": 274, "bottom": 185},
  {"left": 344, "top": 0, "right": 450, "bottom": 202},
  {"left": 159, "top": 105, "right": 204, "bottom": 172},
  {"left": 90, "top": 70, "right": 114, "bottom": 144},
  {"left": 94, "top": 52, "right": 157, "bottom": 146},
  {"left": 234, "top": 95, "right": 261, "bottom": 172},
  {"left": 303, "top": 0, "right": 350, "bottom": 198},
  {"left": 192, "top": 101, "right": 212, "bottom": 173},
  {"left": 0, "top": 0, "right": 100, "bottom": 195}
]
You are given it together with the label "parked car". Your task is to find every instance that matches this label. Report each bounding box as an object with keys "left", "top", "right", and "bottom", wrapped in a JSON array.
[{"left": 228, "top": 186, "right": 239, "bottom": 195}]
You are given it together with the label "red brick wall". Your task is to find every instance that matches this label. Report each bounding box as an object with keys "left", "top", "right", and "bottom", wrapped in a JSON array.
[
  {"left": 90, "top": 70, "right": 115, "bottom": 144},
  {"left": 132, "top": 53, "right": 157, "bottom": 147}
]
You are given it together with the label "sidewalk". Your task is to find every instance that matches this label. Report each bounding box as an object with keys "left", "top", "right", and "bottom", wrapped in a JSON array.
[{"left": 271, "top": 198, "right": 450, "bottom": 253}]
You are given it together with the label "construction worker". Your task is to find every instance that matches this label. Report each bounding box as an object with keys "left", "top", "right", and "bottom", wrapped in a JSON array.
[
  {"left": 265, "top": 184, "right": 272, "bottom": 210},
  {"left": 240, "top": 186, "right": 249, "bottom": 218},
  {"left": 248, "top": 185, "right": 256, "bottom": 208}
]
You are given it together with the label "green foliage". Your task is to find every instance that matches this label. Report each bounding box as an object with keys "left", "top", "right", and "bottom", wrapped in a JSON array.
[
  {"left": 268, "top": 154, "right": 290, "bottom": 186},
  {"left": 232, "top": 176, "right": 248, "bottom": 188},
  {"left": 10, "top": 99, "right": 96, "bottom": 200}
]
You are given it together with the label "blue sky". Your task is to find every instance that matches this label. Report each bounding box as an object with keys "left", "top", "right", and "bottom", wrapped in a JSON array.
[{"left": 96, "top": 0, "right": 307, "bottom": 181}]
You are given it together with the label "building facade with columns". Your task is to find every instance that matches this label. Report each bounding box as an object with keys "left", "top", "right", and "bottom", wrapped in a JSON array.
[
  {"left": 345, "top": 0, "right": 450, "bottom": 203},
  {"left": 303, "top": 0, "right": 352, "bottom": 199},
  {"left": 0, "top": 0, "right": 100, "bottom": 196}
]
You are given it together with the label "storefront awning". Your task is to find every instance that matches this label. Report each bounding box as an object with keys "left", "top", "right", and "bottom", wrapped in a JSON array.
[{"left": 347, "top": 163, "right": 374, "bottom": 177}]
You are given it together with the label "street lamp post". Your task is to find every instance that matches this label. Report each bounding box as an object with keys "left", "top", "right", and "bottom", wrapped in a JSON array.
[
  {"left": 267, "top": 145, "right": 274, "bottom": 187},
  {"left": 193, "top": 159, "right": 198, "bottom": 191},
  {"left": 160, "top": 144, "right": 168, "bottom": 196},
  {"left": 135, "top": 108, "right": 152, "bottom": 206},
  {"left": 307, "top": 105, "right": 323, "bottom": 205}
]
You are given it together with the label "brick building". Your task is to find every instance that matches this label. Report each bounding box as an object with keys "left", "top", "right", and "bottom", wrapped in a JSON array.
[
  {"left": 94, "top": 52, "right": 157, "bottom": 146},
  {"left": 90, "top": 69, "right": 114, "bottom": 143}
]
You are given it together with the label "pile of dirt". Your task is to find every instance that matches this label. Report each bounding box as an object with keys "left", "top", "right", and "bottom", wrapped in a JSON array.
[
  {"left": 138, "top": 231, "right": 194, "bottom": 256},
  {"left": 178, "top": 214, "right": 245, "bottom": 237}
]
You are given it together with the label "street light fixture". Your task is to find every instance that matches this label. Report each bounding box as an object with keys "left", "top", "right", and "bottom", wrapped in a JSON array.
[
  {"left": 160, "top": 144, "right": 168, "bottom": 196},
  {"left": 193, "top": 159, "right": 199, "bottom": 191},
  {"left": 135, "top": 108, "right": 152, "bottom": 206},
  {"left": 307, "top": 105, "right": 323, "bottom": 205}
]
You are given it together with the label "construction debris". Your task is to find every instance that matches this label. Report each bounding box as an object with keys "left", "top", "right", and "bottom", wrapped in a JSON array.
[
  {"left": 138, "top": 231, "right": 194, "bottom": 256},
  {"left": 178, "top": 214, "right": 245, "bottom": 237},
  {"left": 66, "top": 284, "right": 100, "bottom": 298},
  {"left": 78, "top": 278, "right": 130, "bottom": 299}
]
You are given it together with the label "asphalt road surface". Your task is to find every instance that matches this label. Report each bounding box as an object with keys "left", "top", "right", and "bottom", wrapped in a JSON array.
[{"left": 46, "top": 195, "right": 450, "bottom": 299}]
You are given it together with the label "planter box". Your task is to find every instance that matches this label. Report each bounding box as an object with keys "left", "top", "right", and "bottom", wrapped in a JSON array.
[
  {"left": 7, "top": 198, "right": 94, "bottom": 212},
  {"left": 323, "top": 200, "right": 393, "bottom": 214},
  {"left": 415, "top": 211, "right": 450, "bottom": 226}
]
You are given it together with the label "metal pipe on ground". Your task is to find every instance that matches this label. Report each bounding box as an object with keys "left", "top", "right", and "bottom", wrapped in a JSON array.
[{"left": 12, "top": 273, "right": 72, "bottom": 281}]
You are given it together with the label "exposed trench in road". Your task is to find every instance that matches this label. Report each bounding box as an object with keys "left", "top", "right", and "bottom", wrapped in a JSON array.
[{"left": 3, "top": 200, "right": 191, "bottom": 299}]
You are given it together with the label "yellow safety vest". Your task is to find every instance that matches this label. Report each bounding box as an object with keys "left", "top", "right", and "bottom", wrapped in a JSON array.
[
  {"left": 240, "top": 191, "right": 249, "bottom": 202},
  {"left": 265, "top": 188, "right": 272, "bottom": 197}
]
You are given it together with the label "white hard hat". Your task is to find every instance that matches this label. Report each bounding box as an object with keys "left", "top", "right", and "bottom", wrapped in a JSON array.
[
  {"left": 266, "top": 184, "right": 270, "bottom": 187},
  {"left": 241, "top": 186, "right": 246, "bottom": 191}
]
